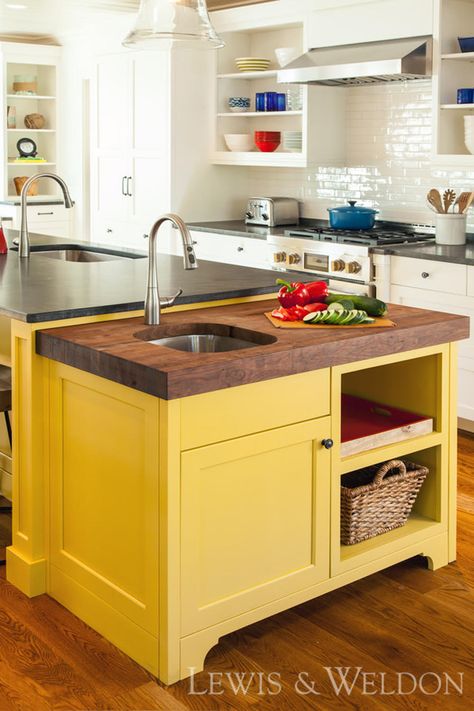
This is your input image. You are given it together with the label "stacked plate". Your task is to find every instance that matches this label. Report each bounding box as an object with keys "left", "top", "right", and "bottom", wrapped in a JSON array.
[
  {"left": 235, "top": 57, "right": 271, "bottom": 72},
  {"left": 464, "top": 115, "right": 474, "bottom": 154},
  {"left": 283, "top": 131, "right": 303, "bottom": 152}
]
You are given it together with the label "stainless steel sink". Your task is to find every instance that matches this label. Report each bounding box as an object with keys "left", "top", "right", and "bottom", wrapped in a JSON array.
[
  {"left": 39, "top": 249, "right": 126, "bottom": 263},
  {"left": 11, "top": 243, "right": 146, "bottom": 261},
  {"left": 149, "top": 334, "right": 260, "bottom": 352},
  {"left": 135, "top": 323, "right": 277, "bottom": 353}
]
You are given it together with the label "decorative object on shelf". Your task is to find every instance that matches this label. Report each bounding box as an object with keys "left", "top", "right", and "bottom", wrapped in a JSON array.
[
  {"left": 224, "top": 133, "right": 254, "bottom": 152},
  {"left": 24, "top": 113, "right": 45, "bottom": 129},
  {"left": 458, "top": 36, "right": 474, "bottom": 53},
  {"left": 328, "top": 201, "right": 378, "bottom": 230},
  {"left": 13, "top": 176, "right": 39, "bottom": 197},
  {"left": 286, "top": 85, "right": 303, "bottom": 111},
  {"left": 256, "top": 92, "right": 265, "bottom": 112},
  {"left": 464, "top": 115, "right": 474, "bottom": 153},
  {"left": 16, "top": 137, "right": 38, "bottom": 159},
  {"left": 276, "top": 93, "right": 286, "bottom": 111},
  {"left": 12, "top": 74, "right": 37, "bottom": 95},
  {"left": 340, "top": 459, "right": 429, "bottom": 545},
  {"left": 275, "top": 47, "right": 299, "bottom": 68},
  {"left": 227, "top": 97, "right": 250, "bottom": 113},
  {"left": 457, "top": 88, "right": 474, "bottom": 104},
  {"left": 264, "top": 91, "right": 278, "bottom": 111},
  {"left": 283, "top": 131, "right": 302, "bottom": 152},
  {"left": 123, "top": 0, "right": 224, "bottom": 49},
  {"left": 235, "top": 57, "right": 270, "bottom": 72},
  {"left": 255, "top": 131, "right": 281, "bottom": 152},
  {"left": 7, "top": 105, "right": 16, "bottom": 129}
]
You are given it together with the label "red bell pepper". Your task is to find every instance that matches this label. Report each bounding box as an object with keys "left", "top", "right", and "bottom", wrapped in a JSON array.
[
  {"left": 304, "top": 302, "right": 327, "bottom": 313},
  {"left": 271, "top": 305, "right": 308, "bottom": 321},
  {"left": 276, "top": 279, "right": 310, "bottom": 308},
  {"left": 305, "top": 280, "right": 329, "bottom": 302}
]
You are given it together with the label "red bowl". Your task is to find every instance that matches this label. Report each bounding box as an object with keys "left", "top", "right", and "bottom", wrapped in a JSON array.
[
  {"left": 255, "top": 131, "right": 281, "bottom": 140},
  {"left": 255, "top": 138, "right": 281, "bottom": 152}
]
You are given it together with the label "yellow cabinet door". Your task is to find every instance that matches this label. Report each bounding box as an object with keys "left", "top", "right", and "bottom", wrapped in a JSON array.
[{"left": 181, "top": 418, "right": 331, "bottom": 636}]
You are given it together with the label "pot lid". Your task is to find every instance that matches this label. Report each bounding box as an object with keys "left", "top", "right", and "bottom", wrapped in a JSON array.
[{"left": 328, "top": 200, "right": 378, "bottom": 215}]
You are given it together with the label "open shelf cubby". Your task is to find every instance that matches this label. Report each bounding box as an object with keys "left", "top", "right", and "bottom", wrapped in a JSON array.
[
  {"left": 339, "top": 352, "right": 442, "bottom": 464},
  {"left": 333, "top": 444, "right": 446, "bottom": 575}
]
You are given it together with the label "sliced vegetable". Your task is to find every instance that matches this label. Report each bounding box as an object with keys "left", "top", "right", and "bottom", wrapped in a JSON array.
[
  {"left": 327, "top": 302, "right": 345, "bottom": 313},
  {"left": 304, "top": 302, "right": 328, "bottom": 313}
]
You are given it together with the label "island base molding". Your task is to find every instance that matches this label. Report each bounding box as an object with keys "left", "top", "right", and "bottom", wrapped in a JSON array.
[{"left": 6, "top": 548, "right": 46, "bottom": 598}]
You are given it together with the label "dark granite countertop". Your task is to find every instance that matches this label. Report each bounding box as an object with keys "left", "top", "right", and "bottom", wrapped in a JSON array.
[
  {"left": 190, "top": 220, "right": 474, "bottom": 267},
  {"left": 0, "top": 229, "right": 307, "bottom": 323},
  {"left": 373, "top": 239, "right": 474, "bottom": 267}
]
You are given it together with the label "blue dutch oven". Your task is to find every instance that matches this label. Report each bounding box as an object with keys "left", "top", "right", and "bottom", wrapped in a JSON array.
[{"left": 328, "top": 200, "right": 378, "bottom": 230}]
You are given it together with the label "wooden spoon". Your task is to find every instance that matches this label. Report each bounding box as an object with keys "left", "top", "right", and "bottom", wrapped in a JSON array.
[
  {"left": 443, "top": 188, "right": 456, "bottom": 213},
  {"left": 461, "top": 191, "right": 474, "bottom": 213},
  {"left": 455, "top": 191, "right": 471, "bottom": 214},
  {"left": 427, "top": 189, "right": 443, "bottom": 213}
]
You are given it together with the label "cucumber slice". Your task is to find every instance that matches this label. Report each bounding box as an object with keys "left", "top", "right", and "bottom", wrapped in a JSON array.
[
  {"left": 340, "top": 311, "right": 355, "bottom": 325},
  {"left": 327, "top": 302, "right": 345, "bottom": 313},
  {"left": 332, "top": 310, "right": 349, "bottom": 324},
  {"left": 320, "top": 310, "right": 335, "bottom": 323},
  {"left": 363, "top": 317, "right": 376, "bottom": 324},
  {"left": 353, "top": 310, "right": 369, "bottom": 324},
  {"left": 303, "top": 312, "right": 318, "bottom": 323}
]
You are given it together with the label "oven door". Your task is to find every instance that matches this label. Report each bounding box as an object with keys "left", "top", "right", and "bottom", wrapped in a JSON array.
[{"left": 327, "top": 278, "right": 375, "bottom": 298}]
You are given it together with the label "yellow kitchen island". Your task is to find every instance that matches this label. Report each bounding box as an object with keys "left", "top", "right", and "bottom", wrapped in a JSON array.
[{"left": 25, "top": 298, "right": 468, "bottom": 685}]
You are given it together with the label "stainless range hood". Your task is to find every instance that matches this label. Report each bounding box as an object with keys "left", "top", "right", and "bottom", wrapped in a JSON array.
[{"left": 277, "top": 36, "right": 432, "bottom": 87}]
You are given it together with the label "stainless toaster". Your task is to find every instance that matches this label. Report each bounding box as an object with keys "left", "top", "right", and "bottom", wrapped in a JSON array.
[{"left": 245, "top": 197, "right": 299, "bottom": 227}]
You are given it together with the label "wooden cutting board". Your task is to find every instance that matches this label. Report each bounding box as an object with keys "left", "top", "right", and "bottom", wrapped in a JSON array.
[{"left": 264, "top": 312, "right": 396, "bottom": 329}]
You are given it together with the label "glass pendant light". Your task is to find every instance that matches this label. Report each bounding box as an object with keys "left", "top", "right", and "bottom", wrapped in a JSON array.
[{"left": 123, "top": 0, "right": 225, "bottom": 49}]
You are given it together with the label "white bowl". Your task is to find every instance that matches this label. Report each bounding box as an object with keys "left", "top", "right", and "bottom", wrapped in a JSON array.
[
  {"left": 275, "top": 47, "right": 299, "bottom": 67},
  {"left": 224, "top": 133, "right": 254, "bottom": 152}
]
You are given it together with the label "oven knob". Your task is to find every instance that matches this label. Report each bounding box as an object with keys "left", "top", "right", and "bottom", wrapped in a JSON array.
[
  {"left": 331, "top": 259, "right": 346, "bottom": 272},
  {"left": 288, "top": 253, "right": 301, "bottom": 265},
  {"left": 273, "top": 251, "right": 287, "bottom": 263},
  {"left": 262, "top": 213, "right": 269, "bottom": 221},
  {"left": 246, "top": 211, "right": 254, "bottom": 220},
  {"left": 345, "top": 261, "right": 362, "bottom": 274}
]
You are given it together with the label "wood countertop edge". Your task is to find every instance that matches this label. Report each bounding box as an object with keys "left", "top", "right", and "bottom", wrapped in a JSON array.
[{"left": 35, "top": 309, "right": 470, "bottom": 400}]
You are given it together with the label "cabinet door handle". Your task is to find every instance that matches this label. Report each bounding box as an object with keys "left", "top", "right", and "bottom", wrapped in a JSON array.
[
  {"left": 322, "top": 439, "right": 334, "bottom": 450},
  {"left": 37, "top": 211, "right": 54, "bottom": 216},
  {"left": 421, "top": 272, "right": 430, "bottom": 279},
  {"left": 122, "top": 176, "right": 127, "bottom": 196},
  {"left": 126, "top": 176, "right": 133, "bottom": 197}
]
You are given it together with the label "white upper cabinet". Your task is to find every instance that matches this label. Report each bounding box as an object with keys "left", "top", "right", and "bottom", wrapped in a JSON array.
[{"left": 307, "top": 0, "right": 434, "bottom": 48}]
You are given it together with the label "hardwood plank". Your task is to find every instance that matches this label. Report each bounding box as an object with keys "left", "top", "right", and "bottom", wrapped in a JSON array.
[
  {"left": 36, "top": 301, "right": 470, "bottom": 399},
  {"left": 0, "top": 432, "right": 471, "bottom": 709}
]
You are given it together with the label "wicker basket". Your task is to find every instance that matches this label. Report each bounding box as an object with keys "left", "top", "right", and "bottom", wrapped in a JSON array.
[{"left": 340, "top": 459, "right": 429, "bottom": 545}]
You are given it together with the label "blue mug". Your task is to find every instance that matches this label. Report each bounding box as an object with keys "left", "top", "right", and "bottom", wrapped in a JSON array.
[
  {"left": 264, "top": 92, "right": 278, "bottom": 112},
  {"left": 256, "top": 93, "right": 265, "bottom": 112},
  {"left": 457, "top": 88, "right": 474, "bottom": 104}
]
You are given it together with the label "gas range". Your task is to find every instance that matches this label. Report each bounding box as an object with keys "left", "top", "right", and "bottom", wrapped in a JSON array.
[
  {"left": 285, "top": 225, "right": 435, "bottom": 246},
  {"left": 268, "top": 221, "right": 435, "bottom": 297}
]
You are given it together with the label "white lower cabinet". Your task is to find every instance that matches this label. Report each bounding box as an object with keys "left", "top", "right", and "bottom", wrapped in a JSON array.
[
  {"left": 1, "top": 203, "right": 73, "bottom": 238},
  {"left": 389, "top": 258, "right": 474, "bottom": 423},
  {"left": 161, "top": 229, "right": 269, "bottom": 270}
]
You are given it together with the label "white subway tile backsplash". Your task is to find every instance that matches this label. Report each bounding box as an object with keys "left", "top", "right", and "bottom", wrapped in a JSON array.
[{"left": 248, "top": 81, "right": 474, "bottom": 228}]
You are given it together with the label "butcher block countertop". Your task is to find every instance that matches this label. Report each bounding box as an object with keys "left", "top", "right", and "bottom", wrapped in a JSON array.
[{"left": 36, "top": 300, "right": 470, "bottom": 400}]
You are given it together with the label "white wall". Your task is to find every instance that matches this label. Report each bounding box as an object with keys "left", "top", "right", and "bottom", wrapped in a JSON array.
[{"left": 245, "top": 80, "right": 474, "bottom": 229}]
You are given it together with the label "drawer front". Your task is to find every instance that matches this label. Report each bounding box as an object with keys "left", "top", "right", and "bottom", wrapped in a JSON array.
[
  {"left": 391, "top": 257, "right": 467, "bottom": 295},
  {"left": 29, "top": 221, "right": 72, "bottom": 238},
  {"left": 27, "top": 205, "right": 71, "bottom": 222},
  {"left": 180, "top": 369, "right": 330, "bottom": 450}
]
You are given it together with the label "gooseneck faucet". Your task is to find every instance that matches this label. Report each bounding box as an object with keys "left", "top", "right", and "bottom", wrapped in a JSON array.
[
  {"left": 19, "top": 173, "right": 74, "bottom": 258},
  {"left": 145, "top": 213, "right": 197, "bottom": 325}
]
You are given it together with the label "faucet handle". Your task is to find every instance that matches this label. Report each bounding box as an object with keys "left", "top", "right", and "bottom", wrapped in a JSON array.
[{"left": 159, "top": 289, "right": 183, "bottom": 309}]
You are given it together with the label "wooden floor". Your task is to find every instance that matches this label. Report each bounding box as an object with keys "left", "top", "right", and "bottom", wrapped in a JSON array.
[{"left": 0, "top": 436, "right": 473, "bottom": 710}]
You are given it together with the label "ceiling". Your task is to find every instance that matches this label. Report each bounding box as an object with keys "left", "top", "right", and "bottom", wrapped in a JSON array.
[{"left": 0, "top": 0, "right": 273, "bottom": 40}]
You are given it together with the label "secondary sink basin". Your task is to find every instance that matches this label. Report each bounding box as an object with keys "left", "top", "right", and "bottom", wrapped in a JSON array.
[
  {"left": 135, "top": 323, "right": 277, "bottom": 353},
  {"left": 11, "top": 245, "right": 146, "bottom": 261}
]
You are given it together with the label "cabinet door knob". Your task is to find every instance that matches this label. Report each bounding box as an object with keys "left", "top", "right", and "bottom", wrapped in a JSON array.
[
  {"left": 421, "top": 272, "right": 430, "bottom": 279},
  {"left": 192, "top": 240, "right": 198, "bottom": 245},
  {"left": 322, "top": 438, "right": 334, "bottom": 449},
  {"left": 237, "top": 246, "right": 244, "bottom": 252},
  {"left": 106, "top": 228, "right": 113, "bottom": 233}
]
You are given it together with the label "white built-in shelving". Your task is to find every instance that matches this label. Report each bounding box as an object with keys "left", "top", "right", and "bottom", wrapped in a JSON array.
[{"left": 433, "top": 0, "right": 474, "bottom": 163}]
